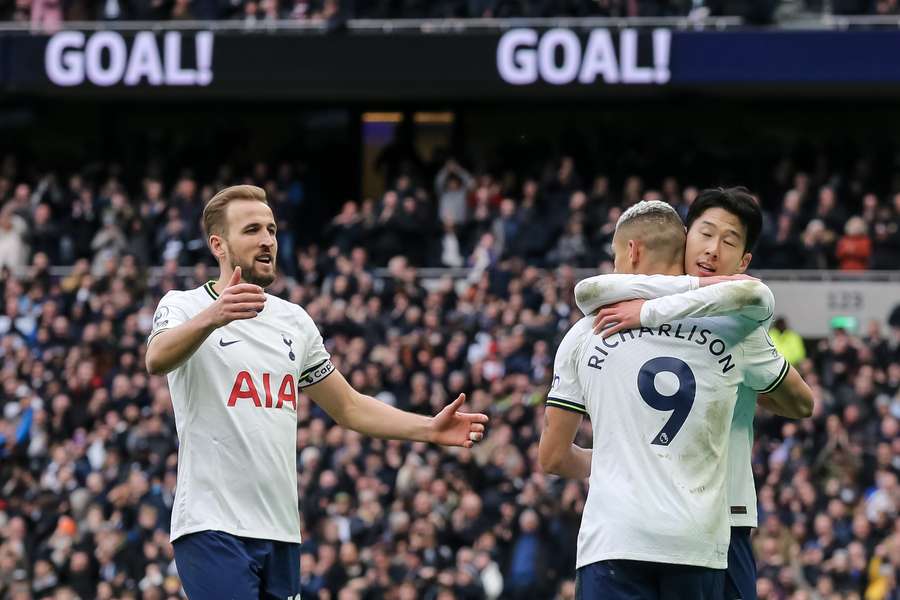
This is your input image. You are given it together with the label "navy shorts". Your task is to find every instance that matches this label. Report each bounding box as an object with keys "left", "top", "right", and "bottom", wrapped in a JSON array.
[
  {"left": 173, "top": 530, "right": 300, "bottom": 600},
  {"left": 724, "top": 527, "right": 757, "bottom": 600},
  {"left": 576, "top": 560, "right": 725, "bottom": 600}
]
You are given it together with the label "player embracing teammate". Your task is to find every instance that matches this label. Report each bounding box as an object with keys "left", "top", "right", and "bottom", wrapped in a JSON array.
[{"left": 541, "top": 189, "right": 813, "bottom": 600}]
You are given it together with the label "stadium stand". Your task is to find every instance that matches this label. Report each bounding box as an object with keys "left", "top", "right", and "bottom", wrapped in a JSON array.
[
  {"left": 0, "top": 1, "right": 762, "bottom": 25},
  {"left": 0, "top": 153, "right": 898, "bottom": 599},
  {"left": 6, "top": 0, "right": 900, "bottom": 28}
]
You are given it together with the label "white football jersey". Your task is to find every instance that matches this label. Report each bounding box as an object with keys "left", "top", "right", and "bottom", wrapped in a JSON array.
[
  {"left": 548, "top": 311, "right": 786, "bottom": 569},
  {"left": 726, "top": 316, "right": 782, "bottom": 528},
  {"left": 149, "top": 281, "right": 334, "bottom": 543},
  {"left": 574, "top": 274, "right": 787, "bottom": 529}
]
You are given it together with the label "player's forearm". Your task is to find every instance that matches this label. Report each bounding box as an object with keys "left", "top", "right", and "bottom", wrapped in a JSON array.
[
  {"left": 571, "top": 445, "right": 592, "bottom": 478},
  {"left": 758, "top": 394, "right": 805, "bottom": 418},
  {"left": 339, "top": 392, "right": 433, "bottom": 442},
  {"left": 540, "top": 443, "right": 591, "bottom": 479},
  {"left": 640, "top": 280, "right": 774, "bottom": 327},
  {"left": 575, "top": 274, "right": 698, "bottom": 316},
  {"left": 145, "top": 309, "right": 218, "bottom": 375},
  {"left": 758, "top": 367, "right": 814, "bottom": 419}
]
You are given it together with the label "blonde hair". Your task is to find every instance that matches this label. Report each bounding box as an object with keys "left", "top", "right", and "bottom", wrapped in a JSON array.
[
  {"left": 615, "top": 199, "right": 680, "bottom": 231},
  {"left": 615, "top": 200, "right": 686, "bottom": 264},
  {"left": 202, "top": 184, "right": 269, "bottom": 241},
  {"left": 845, "top": 216, "right": 866, "bottom": 237}
]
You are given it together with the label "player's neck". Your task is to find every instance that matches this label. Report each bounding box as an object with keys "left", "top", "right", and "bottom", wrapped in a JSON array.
[
  {"left": 211, "top": 269, "right": 235, "bottom": 296},
  {"left": 639, "top": 261, "right": 683, "bottom": 276}
]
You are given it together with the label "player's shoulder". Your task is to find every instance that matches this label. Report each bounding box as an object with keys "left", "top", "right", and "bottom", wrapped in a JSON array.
[
  {"left": 698, "top": 313, "right": 761, "bottom": 341},
  {"left": 560, "top": 316, "right": 594, "bottom": 348},
  {"left": 158, "top": 285, "right": 211, "bottom": 307},
  {"left": 572, "top": 315, "right": 594, "bottom": 334}
]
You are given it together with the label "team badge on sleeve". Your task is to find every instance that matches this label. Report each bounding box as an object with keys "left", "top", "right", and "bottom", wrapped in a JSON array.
[{"left": 153, "top": 306, "right": 170, "bottom": 330}]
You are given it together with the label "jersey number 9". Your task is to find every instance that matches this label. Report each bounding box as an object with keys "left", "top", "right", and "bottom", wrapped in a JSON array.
[{"left": 637, "top": 357, "right": 696, "bottom": 446}]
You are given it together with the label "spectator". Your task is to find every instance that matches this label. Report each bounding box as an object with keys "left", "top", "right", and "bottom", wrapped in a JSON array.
[
  {"left": 762, "top": 214, "right": 802, "bottom": 268},
  {"left": 328, "top": 201, "right": 364, "bottom": 253},
  {"left": 435, "top": 159, "right": 474, "bottom": 228},
  {"left": 29, "top": 0, "right": 60, "bottom": 31},
  {"left": 492, "top": 198, "right": 521, "bottom": 259},
  {"left": 547, "top": 217, "right": 588, "bottom": 267},
  {"left": 506, "top": 508, "right": 546, "bottom": 599},
  {"left": 0, "top": 205, "right": 29, "bottom": 272},
  {"left": 769, "top": 316, "right": 807, "bottom": 366},
  {"left": 836, "top": 216, "right": 873, "bottom": 271},
  {"left": 800, "top": 219, "right": 834, "bottom": 269},
  {"left": 3, "top": 0, "right": 785, "bottom": 20},
  {"left": 440, "top": 219, "right": 465, "bottom": 268},
  {"left": 90, "top": 213, "right": 128, "bottom": 274},
  {"left": 813, "top": 186, "right": 847, "bottom": 235},
  {"left": 871, "top": 195, "right": 900, "bottom": 269},
  {"left": 30, "top": 203, "right": 60, "bottom": 264}
]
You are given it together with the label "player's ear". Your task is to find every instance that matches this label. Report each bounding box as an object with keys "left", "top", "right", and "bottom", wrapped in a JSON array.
[
  {"left": 209, "top": 235, "right": 226, "bottom": 261},
  {"left": 737, "top": 252, "right": 752, "bottom": 274},
  {"left": 627, "top": 239, "right": 640, "bottom": 267}
]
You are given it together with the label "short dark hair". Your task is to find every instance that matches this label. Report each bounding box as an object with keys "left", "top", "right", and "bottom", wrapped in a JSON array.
[{"left": 685, "top": 187, "right": 762, "bottom": 253}]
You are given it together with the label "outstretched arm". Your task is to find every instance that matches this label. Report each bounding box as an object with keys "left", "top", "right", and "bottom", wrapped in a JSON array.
[{"left": 305, "top": 370, "right": 488, "bottom": 448}]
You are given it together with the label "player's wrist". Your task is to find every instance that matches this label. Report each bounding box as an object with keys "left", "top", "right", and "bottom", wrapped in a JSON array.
[
  {"left": 638, "top": 300, "right": 657, "bottom": 328},
  {"left": 198, "top": 305, "right": 224, "bottom": 330},
  {"left": 422, "top": 416, "right": 438, "bottom": 444}
]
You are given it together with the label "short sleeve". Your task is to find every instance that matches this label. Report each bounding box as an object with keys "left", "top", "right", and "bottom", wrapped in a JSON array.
[
  {"left": 296, "top": 308, "right": 335, "bottom": 388},
  {"left": 546, "top": 322, "right": 588, "bottom": 415},
  {"left": 147, "top": 291, "right": 191, "bottom": 344},
  {"left": 740, "top": 327, "right": 790, "bottom": 394}
]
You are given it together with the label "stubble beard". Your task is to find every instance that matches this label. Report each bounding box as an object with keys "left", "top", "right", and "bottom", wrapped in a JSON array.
[
  {"left": 225, "top": 246, "right": 277, "bottom": 288},
  {"left": 237, "top": 259, "right": 276, "bottom": 288}
]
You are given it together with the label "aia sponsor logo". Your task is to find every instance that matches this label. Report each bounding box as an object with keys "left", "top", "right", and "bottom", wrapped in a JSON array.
[{"left": 227, "top": 371, "right": 296, "bottom": 410}]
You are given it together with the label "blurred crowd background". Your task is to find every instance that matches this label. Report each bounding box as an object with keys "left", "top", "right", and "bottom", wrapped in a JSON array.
[
  {"left": 0, "top": 152, "right": 897, "bottom": 274},
  {"left": 0, "top": 152, "right": 897, "bottom": 599},
  {"left": 2, "top": 0, "right": 900, "bottom": 32}
]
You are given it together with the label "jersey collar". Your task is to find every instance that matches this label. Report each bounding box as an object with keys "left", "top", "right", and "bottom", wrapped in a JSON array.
[{"left": 203, "top": 280, "right": 219, "bottom": 300}]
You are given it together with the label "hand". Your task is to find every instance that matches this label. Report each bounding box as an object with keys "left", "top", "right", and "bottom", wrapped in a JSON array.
[
  {"left": 206, "top": 267, "right": 266, "bottom": 328},
  {"left": 593, "top": 299, "right": 645, "bottom": 337},
  {"left": 428, "top": 394, "right": 489, "bottom": 448},
  {"left": 698, "top": 274, "right": 759, "bottom": 287}
]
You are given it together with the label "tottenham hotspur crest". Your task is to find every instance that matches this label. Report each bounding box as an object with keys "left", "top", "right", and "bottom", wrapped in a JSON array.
[{"left": 281, "top": 334, "right": 295, "bottom": 361}]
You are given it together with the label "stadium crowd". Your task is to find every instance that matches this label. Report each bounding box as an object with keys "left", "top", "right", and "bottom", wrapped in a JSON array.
[
  {"left": 0, "top": 154, "right": 898, "bottom": 600},
  {"left": 6, "top": 0, "right": 900, "bottom": 32},
  {"left": 0, "top": 0, "right": 801, "bottom": 31}
]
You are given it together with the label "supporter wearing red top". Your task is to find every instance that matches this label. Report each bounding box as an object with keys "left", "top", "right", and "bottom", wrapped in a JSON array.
[{"left": 836, "top": 217, "right": 872, "bottom": 271}]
